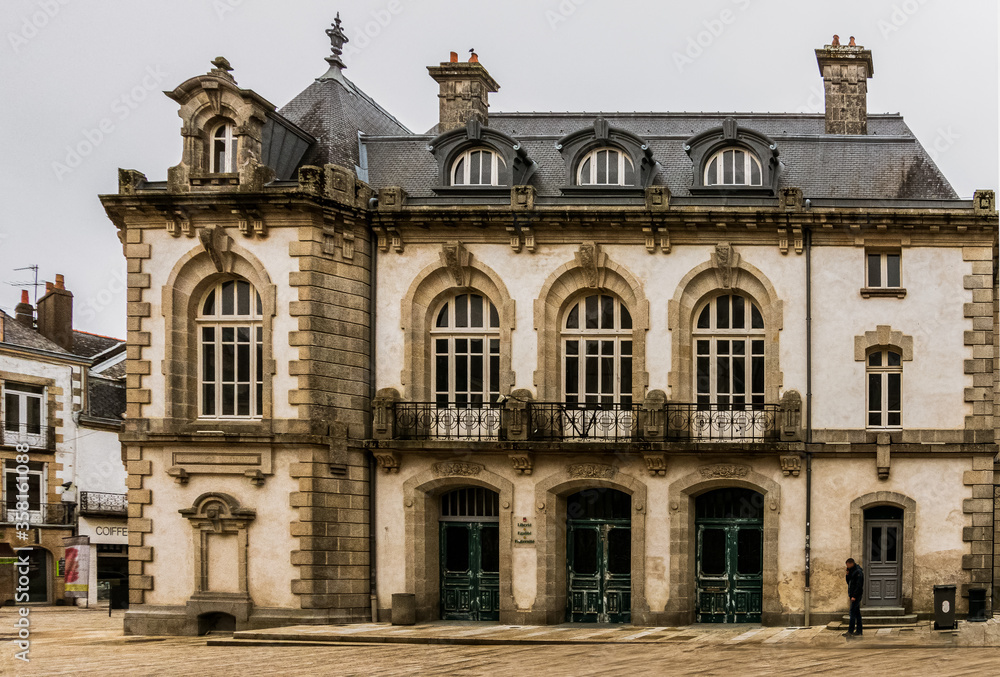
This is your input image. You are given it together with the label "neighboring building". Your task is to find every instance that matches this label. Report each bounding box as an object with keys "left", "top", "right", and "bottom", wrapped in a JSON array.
[
  {"left": 0, "top": 280, "right": 126, "bottom": 606},
  {"left": 100, "top": 19, "right": 998, "bottom": 636}
]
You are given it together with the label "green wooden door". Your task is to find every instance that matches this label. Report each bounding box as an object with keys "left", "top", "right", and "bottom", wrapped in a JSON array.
[
  {"left": 567, "top": 521, "right": 631, "bottom": 623},
  {"left": 696, "top": 522, "right": 763, "bottom": 623},
  {"left": 440, "top": 521, "right": 499, "bottom": 621}
]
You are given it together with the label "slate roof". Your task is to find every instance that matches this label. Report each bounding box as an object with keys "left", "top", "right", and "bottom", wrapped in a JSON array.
[
  {"left": 71, "top": 330, "right": 123, "bottom": 359},
  {"left": 0, "top": 311, "right": 68, "bottom": 354},
  {"left": 361, "top": 112, "right": 958, "bottom": 201},
  {"left": 279, "top": 75, "right": 411, "bottom": 170}
]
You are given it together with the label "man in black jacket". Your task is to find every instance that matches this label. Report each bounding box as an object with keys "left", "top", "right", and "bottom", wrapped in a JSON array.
[{"left": 845, "top": 558, "right": 864, "bottom": 637}]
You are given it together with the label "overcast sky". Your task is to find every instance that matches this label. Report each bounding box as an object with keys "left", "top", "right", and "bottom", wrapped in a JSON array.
[{"left": 1, "top": 0, "right": 997, "bottom": 339}]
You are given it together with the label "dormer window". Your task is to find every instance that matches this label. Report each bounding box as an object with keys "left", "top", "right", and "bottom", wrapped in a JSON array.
[
  {"left": 704, "top": 148, "right": 762, "bottom": 187},
  {"left": 452, "top": 148, "right": 505, "bottom": 186},
  {"left": 211, "top": 122, "right": 239, "bottom": 173},
  {"left": 577, "top": 147, "right": 635, "bottom": 186}
]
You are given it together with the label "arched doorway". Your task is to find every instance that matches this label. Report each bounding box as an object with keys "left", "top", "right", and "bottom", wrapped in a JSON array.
[
  {"left": 863, "top": 505, "right": 903, "bottom": 607},
  {"left": 695, "top": 488, "right": 763, "bottom": 623},
  {"left": 566, "top": 488, "right": 631, "bottom": 623},
  {"left": 439, "top": 487, "right": 500, "bottom": 621}
]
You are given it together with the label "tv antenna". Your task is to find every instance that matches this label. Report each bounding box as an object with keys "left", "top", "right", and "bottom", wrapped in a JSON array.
[{"left": 7, "top": 265, "right": 43, "bottom": 305}]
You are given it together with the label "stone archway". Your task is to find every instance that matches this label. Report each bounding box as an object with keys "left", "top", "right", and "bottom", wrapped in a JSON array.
[
  {"left": 403, "top": 463, "right": 514, "bottom": 622},
  {"left": 850, "top": 491, "right": 916, "bottom": 612},
  {"left": 667, "top": 464, "right": 782, "bottom": 625},
  {"left": 530, "top": 464, "right": 650, "bottom": 624}
]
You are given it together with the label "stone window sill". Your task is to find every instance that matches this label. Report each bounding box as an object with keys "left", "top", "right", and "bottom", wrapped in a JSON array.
[{"left": 860, "top": 287, "right": 906, "bottom": 299}]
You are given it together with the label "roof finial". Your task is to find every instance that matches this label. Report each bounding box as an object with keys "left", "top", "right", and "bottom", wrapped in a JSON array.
[{"left": 320, "top": 12, "right": 349, "bottom": 81}]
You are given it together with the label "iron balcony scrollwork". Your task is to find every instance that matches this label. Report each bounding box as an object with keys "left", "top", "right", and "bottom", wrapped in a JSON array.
[
  {"left": 394, "top": 402, "right": 504, "bottom": 441},
  {"left": 664, "top": 403, "right": 779, "bottom": 442},
  {"left": 79, "top": 491, "right": 128, "bottom": 516}
]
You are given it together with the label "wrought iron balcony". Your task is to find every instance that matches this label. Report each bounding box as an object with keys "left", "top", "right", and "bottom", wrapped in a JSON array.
[
  {"left": 664, "top": 403, "right": 780, "bottom": 442},
  {"left": 79, "top": 491, "right": 128, "bottom": 516},
  {"left": 1, "top": 425, "right": 48, "bottom": 450},
  {"left": 372, "top": 389, "right": 796, "bottom": 444},
  {"left": 2, "top": 502, "right": 74, "bottom": 526}
]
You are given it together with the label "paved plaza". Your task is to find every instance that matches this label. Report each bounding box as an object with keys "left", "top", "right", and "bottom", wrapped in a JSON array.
[{"left": 1, "top": 608, "right": 999, "bottom": 676}]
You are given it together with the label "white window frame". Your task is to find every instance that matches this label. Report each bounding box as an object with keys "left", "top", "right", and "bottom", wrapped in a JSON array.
[
  {"left": 429, "top": 294, "right": 501, "bottom": 406},
  {"left": 211, "top": 121, "right": 239, "bottom": 173},
  {"left": 561, "top": 294, "right": 633, "bottom": 406},
  {"left": 865, "top": 251, "right": 902, "bottom": 289},
  {"left": 692, "top": 294, "right": 766, "bottom": 408},
  {"left": 866, "top": 348, "right": 902, "bottom": 430},
  {"left": 576, "top": 147, "right": 635, "bottom": 186},
  {"left": 3, "top": 459, "right": 46, "bottom": 523},
  {"left": 451, "top": 148, "right": 506, "bottom": 186},
  {"left": 2, "top": 381, "right": 46, "bottom": 449},
  {"left": 704, "top": 147, "right": 763, "bottom": 186},
  {"left": 197, "top": 279, "right": 264, "bottom": 420}
]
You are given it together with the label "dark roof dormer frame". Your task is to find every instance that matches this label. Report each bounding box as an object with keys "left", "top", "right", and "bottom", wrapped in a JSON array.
[
  {"left": 684, "top": 117, "right": 781, "bottom": 196},
  {"left": 555, "top": 117, "right": 660, "bottom": 191},
  {"left": 428, "top": 118, "right": 537, "bottom": 194}
]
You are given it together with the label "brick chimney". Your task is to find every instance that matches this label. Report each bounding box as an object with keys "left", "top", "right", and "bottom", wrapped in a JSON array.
[
  {"left": 14, "top": 290, "right": 34, "bottom": 328},
  {"left": 427, "top": 51, "right": 500, "bottom": 133},
  {"left": 36, "top": 274, "right": 73, "bottom": 351},
  {"left": 815, "top": 35, "right": 874, "bottom": 135}
]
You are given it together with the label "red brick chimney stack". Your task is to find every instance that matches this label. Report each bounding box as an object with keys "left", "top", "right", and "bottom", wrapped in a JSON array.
[{"left": 14, "top": 290, "right": 34, "bottom": 328}]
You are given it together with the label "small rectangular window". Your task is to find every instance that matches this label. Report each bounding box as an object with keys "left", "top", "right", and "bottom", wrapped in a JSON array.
[{"left": 865, "top": 251, "right": 902, "bottom": 290}]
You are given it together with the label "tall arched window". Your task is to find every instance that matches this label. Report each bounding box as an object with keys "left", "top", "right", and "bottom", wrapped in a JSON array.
[
  {"left": 198, "top": 279, "right": 263, "bottom": 418},
  {"left": 211, "top": 122, "right": 239, "bottom": 173},
  {"left": 704, "top": 147, "right": 762, "bottom": 186},
  {"left": 577, "top": 148, "right": 635, "bottom": 186},
  {"left": 867, "top": 348, "right": 902, "bottom": 429},
  {"left": 431, "top": 293, "right": 501, "bottom": 406},
  {"left": 693, "top": 293, "right": 765, "bottom": 409},
  {"left": 452, "top": 148, "right": 506, "bottom": 186},
  {"left": 562, "top": 294, "right": 633, "bottom": 407}
]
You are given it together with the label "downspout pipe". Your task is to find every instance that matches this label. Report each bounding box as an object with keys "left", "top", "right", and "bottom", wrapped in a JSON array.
[
  {"left": 804, "top": 224, "right": 813, "bottom": 627},
  {"left": 368, "top": 221, "right": 379, "bottom": 623}
]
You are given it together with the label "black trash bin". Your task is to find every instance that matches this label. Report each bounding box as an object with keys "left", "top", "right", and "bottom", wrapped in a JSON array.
[
  {"left": 933, "top": 584, "right": 956, "bottom": 630},
  {"left": 968, "top": 588, "right": 988, "bottom": 622}
]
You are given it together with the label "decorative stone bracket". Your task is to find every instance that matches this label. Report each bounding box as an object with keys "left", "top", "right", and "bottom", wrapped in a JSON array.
[
  {"left": 876, "top": 432, "right": 891, "bottom": 480},
  {"left": 642, "top": 451, "right": 667, "bottom": 477},
  {"left": 711, "top": 242, "right": 741, "bottom": 289},
  {"left": 779, "top": 454, "right": 802, "bottom": 477},
  {"left": 779, "top": 390, "right": 803, "bottom": 442},
  {"left": 501, "top": 389, "right": 534, "bottom": 441},
  {"left": 508, "top": 452, "right": 533, "bottom": 475},
  {"left": 441, "top": 242, "right": 472, "bottom": 286},
  {"left": 372, "top": 387, "right": 401, "bottom": 440},
  {"left": 373, "top": 450, "right": 401, "bottom": 474}
]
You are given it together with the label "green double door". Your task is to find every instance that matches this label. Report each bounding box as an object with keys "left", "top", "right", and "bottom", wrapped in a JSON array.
[
  {"left": 566, "top": 489, "right": 632, "bottom": 623},
  {"left": 695, "top": 488, "right": 764, "bottom": 623},
  {"left": 440, "top": 521, "right": 500, "bottom": 621}
]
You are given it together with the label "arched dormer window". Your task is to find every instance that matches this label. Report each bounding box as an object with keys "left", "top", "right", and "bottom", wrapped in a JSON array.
[
  {"left": 452, "top": 148, "right": 507, "bottom": 186},
  {"left": 198, "top": 279, "right": 263, "bottom": 418},
  {"left": 577, "top": 147, "right": 636, "bottom": 186},
  {"left": 704, "top": 147, "right": 763, "bottom": 187},
  {"left": 211, "top": 121, "right": 239, "bottom": 173}
]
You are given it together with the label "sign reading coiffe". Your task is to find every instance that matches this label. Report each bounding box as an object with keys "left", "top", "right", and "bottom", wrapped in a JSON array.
[{"left": 78, "top": 516, "right": 128, "bottom": 544}]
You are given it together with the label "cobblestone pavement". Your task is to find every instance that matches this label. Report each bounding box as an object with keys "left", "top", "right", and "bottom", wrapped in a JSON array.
[{"left": 1, "top": 609, "right": 998, "bottom": 677}]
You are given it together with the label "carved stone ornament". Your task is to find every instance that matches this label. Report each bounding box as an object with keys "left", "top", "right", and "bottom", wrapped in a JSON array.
[
  {"left": 374, "top": 450, "right": 401, "bottom": 474},
  {"left": 711, "top": 242, "right": 741, "bottom": 289},
  {"left": 567, "top": 463, "right": 617, "bottom": 479},
  {"left": 440, "top": 242, "right": 471, "bottom": 286},
  {"left": 433, "top": 461, "right": 482, "bottom": 477},
  {"left": 508, "top": 453, "right": 533, "bottom": 475},
  {"left": 576, "top": 242, "right": 606, "bottom": 288},
  {"left": 779, "top": 455, "right": 802, "bottom": 477},
  {"left": 199, "top": 225, "right": 232, "bottom": 273},
  {"left": 698, "top": 464, "right": 750, "bottom": 479},
  {"left": 642, "top": 452, "right": 667, "bottom": 477}
]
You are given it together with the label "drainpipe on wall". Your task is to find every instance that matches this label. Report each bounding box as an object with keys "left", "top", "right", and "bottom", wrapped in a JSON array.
[
  {"left": 804, "top": 224, "right": 813, "bottom": 627},
  {"left": 368, "top": 222, "right": 379, "bottom": 624}
]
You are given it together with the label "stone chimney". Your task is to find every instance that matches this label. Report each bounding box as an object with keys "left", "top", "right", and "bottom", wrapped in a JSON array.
[
  {"left": 427, "top": 51, "right": 500, "bottom": 133},
  {"left": 14, "top": 290, "right": 34, "bottom": 328},
  {"left": 36, "top": 274, "right": 73, "bottom": 351},
  {"left": 815, "top": 35, "right": 874, "bottom": 135}
]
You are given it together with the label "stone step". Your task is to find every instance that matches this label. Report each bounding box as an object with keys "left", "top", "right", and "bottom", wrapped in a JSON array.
[
  {"left": 858, "top": 607, "right": 907, "bottom": 617},
  {"left": 840, "top": 614, "right": 918, "bottom": 626}
]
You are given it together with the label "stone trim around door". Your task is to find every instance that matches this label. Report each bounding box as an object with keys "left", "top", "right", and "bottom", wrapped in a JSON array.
[
  {"left": 530, "top": 466, "right": 650, "bottom": 625},
  {"left": 398, "top": 245, "right": 516, "bottom": 402},
  {"left": 402, "top": 463, "right": 515, "bottom": 623},
  {"left": 849, "top": 491, "right": 916, "bottom": 613},
  {"left": 161, "top": 236, "right": 277, "bottom": 424},
  {"left": 532, "top": 243, "right": 650, "bottom": 402},
  {"left": 666, "top": 465, "right": 782, "bottom": 626}
]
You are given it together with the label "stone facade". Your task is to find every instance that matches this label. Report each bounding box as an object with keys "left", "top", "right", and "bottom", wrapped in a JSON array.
[{"left": 100, "top": 23, "right": 998, "bottom": 634}]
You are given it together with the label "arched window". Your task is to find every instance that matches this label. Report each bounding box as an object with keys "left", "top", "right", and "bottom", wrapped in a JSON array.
[
  {"left": 452, "top": 148, "right": 506, "bottom": 186},
  {"left": 693, "top": 294, "right": 765, "bottom": 409},
  {"left": 577, "top": 147, "right": 635, "bottom": 186},
  {"left": 562, "top": 294, "right": 633, "bottom": 407},
  {"left": 431, "top": 293, "right": 501, "bottom": 406},
  {"left": 867, "top": 348, "right": 901, "bottom": 429},
  {"left": 211, "top": 122, "right": 239, "bottom": 173},
  {"left": 198, "top": 279, "right": 263, "bottom": 418},
  {"left": 704, "top": 147, "right": 762, "bottom": 186}
]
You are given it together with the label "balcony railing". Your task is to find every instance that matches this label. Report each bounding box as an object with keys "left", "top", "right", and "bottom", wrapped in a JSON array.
[
  {"left": 1, "top": 425, "right": 48, "bottom": 450},
  {"left": 2, "top": 502, "right": 75, "bottom": 526},
  {"left": 374, "top": 395, "right": 788, "bottom": 443},
  {"left": 79, "top": 491, "right": 128, "bottom": 516},
  {"left": 664, "top": 403, "right": 779, "bottom": 442}
]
